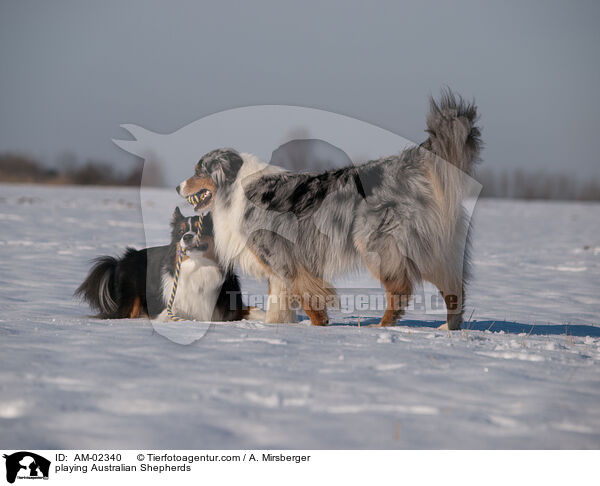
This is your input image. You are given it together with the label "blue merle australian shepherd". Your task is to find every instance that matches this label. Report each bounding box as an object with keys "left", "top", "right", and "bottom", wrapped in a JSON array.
[{"left": 177, "top": 91, "right": 481, "bottom": 329}]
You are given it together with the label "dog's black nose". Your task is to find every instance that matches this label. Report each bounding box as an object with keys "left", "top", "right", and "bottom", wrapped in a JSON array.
[
  {"left": 183, "top": 233, "right": 194, "bottom": 243},
  {"left": 176, "top": 184, "right": 181, "bottom": 195}
]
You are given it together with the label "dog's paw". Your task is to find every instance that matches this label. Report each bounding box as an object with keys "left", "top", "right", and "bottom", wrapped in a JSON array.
[{"left": 246, "top": 307, "right": 266, "bottom": 321}]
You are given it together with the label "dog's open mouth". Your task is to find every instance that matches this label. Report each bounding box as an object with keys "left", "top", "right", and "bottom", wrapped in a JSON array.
[{"left": 186, "top": 189, "right": 212, "bottom": 211}]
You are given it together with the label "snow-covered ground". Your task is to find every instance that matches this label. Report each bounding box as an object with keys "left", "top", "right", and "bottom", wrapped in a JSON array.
[{"left": 1, "top": 183, "right": 599, "bottom": 448}]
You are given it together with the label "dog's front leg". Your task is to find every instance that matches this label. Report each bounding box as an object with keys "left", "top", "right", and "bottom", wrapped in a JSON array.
[{"left": 265, "top": 277, "right": 297, "bottom": 324}]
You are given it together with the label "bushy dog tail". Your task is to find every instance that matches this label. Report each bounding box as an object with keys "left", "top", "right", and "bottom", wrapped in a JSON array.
[
  {"left": 75, "top": 256, "right": 120, "bottom": 318},
  {"left": 424, "top": 89, "right": 482, "bottom": 175}
]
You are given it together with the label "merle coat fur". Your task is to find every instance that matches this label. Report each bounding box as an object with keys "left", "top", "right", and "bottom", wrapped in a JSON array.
[{"left": 177, "top": 90, "right": 481, "bottom": 328}]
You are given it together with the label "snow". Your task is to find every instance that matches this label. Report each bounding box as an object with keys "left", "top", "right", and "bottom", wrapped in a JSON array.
[{"left": 1, "top": 183, "right": 599, "bottom": 448}]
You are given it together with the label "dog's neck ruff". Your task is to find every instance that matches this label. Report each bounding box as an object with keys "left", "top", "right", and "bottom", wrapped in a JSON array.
[
  {"left": 166, "top": 214, "right": 204, "bottom": 322},
  {"left": 211, "top": 153, "right": 284, "bottom": 273}
]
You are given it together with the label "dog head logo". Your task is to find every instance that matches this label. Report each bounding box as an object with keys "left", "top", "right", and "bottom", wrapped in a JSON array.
[{"left": 3, "top": 452, "right": 50, "bottom": 483}]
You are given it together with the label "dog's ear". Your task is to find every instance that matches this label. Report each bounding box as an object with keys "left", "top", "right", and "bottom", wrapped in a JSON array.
[
  {"left": 171, "top": 206, "right": 184, "bottom": 226},
  {"left": 210, "top": 164, "right": 226, "bottom": 186},
  {"left": 208, "top": 149, "right": 243, "bottom": 186}
]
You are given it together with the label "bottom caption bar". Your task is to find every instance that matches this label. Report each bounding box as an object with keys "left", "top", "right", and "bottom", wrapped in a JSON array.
[{"left": 1, "top": 450, "right": 597, "bottom": 485}]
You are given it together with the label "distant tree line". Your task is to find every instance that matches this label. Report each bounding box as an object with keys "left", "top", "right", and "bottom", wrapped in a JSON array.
[
  {"left": 0, "top": 152, "right": 166, "bottom": 186},
  {"left": 477, "top": 168, "right": 600, "bottom": 201},
  {"left": 1, "top": 150, "right": 599, "bottom": 200}
]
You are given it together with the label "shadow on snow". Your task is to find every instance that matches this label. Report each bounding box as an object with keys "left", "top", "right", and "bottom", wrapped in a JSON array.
[{"left": 328, "top": 318, "right": 600, "bottom": 337}]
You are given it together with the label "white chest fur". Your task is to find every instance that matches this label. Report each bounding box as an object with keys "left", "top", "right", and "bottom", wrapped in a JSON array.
[
  {"left": 212, "top": 153, "right": 284, "bottom": 279},
  {"left": 158, "top": 254, "right": 225, "bottom": 321}
]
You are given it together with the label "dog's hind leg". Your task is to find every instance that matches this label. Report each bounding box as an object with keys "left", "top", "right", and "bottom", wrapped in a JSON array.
[
  {"left": 438, "top": 285, "right": 465, "bottom": 330},
  {"left": 377, "top": 279, "right": 413, "bottom": 326},
  {"left": 430, "top": 218, "right": 471, "bottom": 331},
  {"left": 360, "top": 245, "right": 414, "bottom": 327},
  {"left": 426, "top": 271, "right": 465, "bottom": 330}
]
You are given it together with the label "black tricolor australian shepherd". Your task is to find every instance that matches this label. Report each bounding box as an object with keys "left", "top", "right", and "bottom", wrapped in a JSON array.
[
  {"left": 176, "top": 90, "right": 481, "bottom": 329},
  {"left": 76, "top": 208, "right": 263, "bottom": 322}
]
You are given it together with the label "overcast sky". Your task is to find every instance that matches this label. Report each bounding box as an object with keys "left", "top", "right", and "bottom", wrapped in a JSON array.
[{"left": 1, "top": 0, "right": 599, "bottom": 178}]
